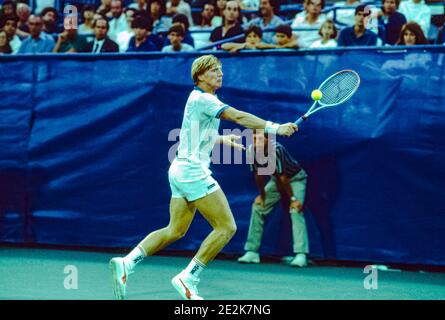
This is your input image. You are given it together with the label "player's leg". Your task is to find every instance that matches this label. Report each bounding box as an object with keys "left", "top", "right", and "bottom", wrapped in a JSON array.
[
  {"left": 171, "top": 188, "right": 236, "bottom": 300},
  {"left": 239, "top": 178, "right": 281, "bottom": 263},
  {"left": 110, "top": 197, "right": 196, "bottom": 299},
  {"left": 289, "top": 170, "right": 310, "bottom": 267}
]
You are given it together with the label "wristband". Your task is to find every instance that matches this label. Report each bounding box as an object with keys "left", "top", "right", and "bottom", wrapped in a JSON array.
[{"left": 265, "top": 121, "right": 279, "bottom": 134}]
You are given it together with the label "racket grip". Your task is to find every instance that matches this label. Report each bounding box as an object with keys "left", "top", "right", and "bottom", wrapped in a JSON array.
[{"left": 294, "top": 117, "right": 305, "bottom": 125}]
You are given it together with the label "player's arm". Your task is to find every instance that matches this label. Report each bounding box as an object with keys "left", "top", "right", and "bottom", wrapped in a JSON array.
[{"left": 220, "top": 107, "right": 298, "bottom": 136}]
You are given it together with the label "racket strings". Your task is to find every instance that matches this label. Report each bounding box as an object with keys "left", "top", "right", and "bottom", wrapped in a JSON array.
[{"left": 319, "top": 72, "right": 359, "bottom": 105}]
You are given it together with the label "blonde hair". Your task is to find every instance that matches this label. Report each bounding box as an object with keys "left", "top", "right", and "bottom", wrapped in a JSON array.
[{"left": 191, "top": 55, "right": 221, "bottom": 84}]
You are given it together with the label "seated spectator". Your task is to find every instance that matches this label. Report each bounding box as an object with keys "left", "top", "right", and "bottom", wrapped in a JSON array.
[
  {"left": 246, "top": 0, "right": 284, "bottom": 44},
  {"left": 273, "top": 24, "right": 298, "bottom": 49},
  {"left": 398, "top": 0, "right": 431, "bottom": 37},
  {"left": 116, "top": 8, "right": 139, "bottom": 51},
  {"left": 149, "top": 0, "right": 172, "bottom": 34},
  {"left": 1, "top": 15, "right": 22, "bottom": 53},
  {"left": 377, "top": 0, "right": 406, "bottom": 45},
  {"left": 167, "top": 0, "right": 194, "bottom": 27},
  {"left": 337, "top": 4, "right": 378, "bottom": 46},
  {"left": 210, "top": 0, "right": 245, "bottom": 47},
  {"left": 310, "top": 19, "right": 338, "bottom": 48},
  {"left": 291, "top": 0, "right": 327, "bottom": 48},
  {"left": 16, "top": 2, "right": 31, "bottom": 38},
  {"left": 162, "top": 22, "right": 195, "bottom": 51},
  {"left": 130, "top": 0, "right": 149, "bottom": 11},
  {"left": 78, "top": 5, "right": 96, "bottom": 36},
  {"left": 328, "top": 0, "right": 361, "bottom": 27},
  {"left": 109, "top": 0, "right": 128, "bottom": 48},
  {"left": 97, "top": 0, "right": 113, "bottom": 18},
  {"left": 212, "top": 0, "right": 227, "bottom": 27},
  {"left": 127, "top": 15, "right": 158, "bottom": 51},
  {"left": 41, "top": 7, "right": 61, "bottom": 36},
  {"left": 163, "top": 13, "right": 195, "bottom": 47},
  {"left": 190, "top": 2, "right": 216, "bottom": 49},
  {"left": 0, "top": 29, "right": 12, "bottom": 54},
  {"left": 18, "top": 15, "right": 55, "bottom": 53},
  {"left": 82, "top": 17, "right": 119, "bottom": 53},
  {"left": 1, "top": 0, "right": 16, "bottom": 18},
  {"left": 221, "top": 24, "right": 266, "bottom": 52},
  {"left": 52, "top": 17, "right": 88, "bottom": 53},
  {"left": 396, "top": 21, "right": 428, "bottom": 45}
]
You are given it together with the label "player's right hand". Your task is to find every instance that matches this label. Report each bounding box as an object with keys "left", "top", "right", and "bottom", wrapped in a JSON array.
[
  {"left": 254, "top": 195, "right": 265, "bottom": 208},
  {"left": 277, "top": 123, "right": 298, "bottom": 137}
]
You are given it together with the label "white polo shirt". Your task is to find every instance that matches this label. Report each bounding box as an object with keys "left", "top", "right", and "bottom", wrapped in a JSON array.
[{"left": 175, "top": 87, "right": 229, "bottom": 180}]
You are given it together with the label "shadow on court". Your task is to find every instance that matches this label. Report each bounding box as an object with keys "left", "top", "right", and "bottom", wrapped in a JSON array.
[{"left": 0, "top": 247, "right": 444, "bottom": 300}]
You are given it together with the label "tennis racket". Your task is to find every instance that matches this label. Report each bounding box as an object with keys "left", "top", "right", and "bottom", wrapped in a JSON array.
[{"left": 294, "top": 70, "right": 361, "bottom": 125}]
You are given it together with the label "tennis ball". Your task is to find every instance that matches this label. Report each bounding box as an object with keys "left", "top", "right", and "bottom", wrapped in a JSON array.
[{"left": 311, "top": 89, "right": 322, "bottom": 101}]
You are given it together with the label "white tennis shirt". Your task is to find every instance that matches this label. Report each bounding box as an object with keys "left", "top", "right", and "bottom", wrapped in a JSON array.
[{"left": 175, "top": 87, "right": 229, "bottom": 180}]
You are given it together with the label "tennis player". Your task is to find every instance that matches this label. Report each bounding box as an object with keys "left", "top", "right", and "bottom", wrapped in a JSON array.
[{"left": 109, "top": 54, "right": 298, "bottom": 300}]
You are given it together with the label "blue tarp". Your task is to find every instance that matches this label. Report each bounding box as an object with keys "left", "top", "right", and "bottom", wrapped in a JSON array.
[{"left": 1, "top": 48, "right": 444, "bottom": 266}]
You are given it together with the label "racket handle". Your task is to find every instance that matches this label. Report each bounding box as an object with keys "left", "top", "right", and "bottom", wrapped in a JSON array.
[{"left": 294, "top": 116, "right": 306, "bottom": 125}]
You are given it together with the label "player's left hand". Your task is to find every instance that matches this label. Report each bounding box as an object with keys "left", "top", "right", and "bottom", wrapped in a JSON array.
[
  {"left": 290, "top": 200, "right": 303, "bottom": 213},
  {"left": 223, "top": 135, "right": 245, "bottom": 151}
]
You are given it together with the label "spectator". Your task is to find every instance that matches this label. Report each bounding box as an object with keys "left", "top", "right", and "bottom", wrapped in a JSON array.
[
  {"left": 310, "top": 19, "right": 338, "bottom": 48},
  {"left": 149, "top": 0, "right": 172, "bottom": 34},
  {"left": 162, "top": 22, "right": 195, "bottom": 51},
  {"left": 18, "top": 15, "right": 55, "bottom": 53},
  {"left": 130, "top": 0, "right": 149, "bottom": 11},
  {"left": 16, "top": 2, "right": 30, "bottom": 38},
  {"left": 212, "top": 0, "right": 227, "bottom": 27},
  {"left": 377, "top": 0, "right": 406, "bottom": 45},
  {"left": 97, "top": 0, "right": 113, "bottom": 18},
  {"left": 337, "top": 4, "right": 378, "bottom": 46},
  {"left": 78, "top": 5, "right": 96, "bottom": 36},
  {"left": 52, "top": 17, "right": 88, "bottom": 53},
  {"left": 246, "top": 0, "right": 284, "bottom": 44},
  {"left": 210, "top": 0, "right": 245, "bottom": 46},
  {"left": 328, "top": 0, "right": 361, "bottom": 27},
  {"left": 1, "top": 15, "right": 22, "bottom": 53},
  {"left": 396, "top": 21, "right": 428, "bottom": 45},
  {"left": 116, "top": 8, "right": 139, "bottom": 51},
  {"left": 0, "top": 29, "right": 12, "bottom": 54},
  {"left": 109, "top": 0, "right": 128, "bottom": 47},
  {"left": 190, "top": 2, "right": 216, "bottom": 49},
  {"left": 163, "top": 13, "right": 195, "bottom": 47},
  {"left": 127, "top": 15, "right": 158, "bottom": 51},
  {"left": 166, "top": 0, "right": 194, "bottom": 27},
  {"left": 221, "top": 24, "right": 266, "bottom": 52},
  {"left": 291, "top": 0, "right": 327, "bottom": 48},
  {"left": 41, "top": 7, "right": 60, "bottom": 36},
  {"left": 83, "top": 17, "right": 119, "bottom": 53},
  {"left": 273, "top": 23, "right": 298, "bottom": 49},
  {"left": 398, "top": 0, "right": 431, "bottom": 37},
  {"left": 237, "top": 132, "right": 310, "bottom": 267},
  {"left": 0, "top": 0, "right": 16, "bottom": 18}
]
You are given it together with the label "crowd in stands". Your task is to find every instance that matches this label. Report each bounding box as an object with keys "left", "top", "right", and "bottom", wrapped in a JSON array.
[{"left": 0, "top": 0, "right": 443, "bottom": 54}]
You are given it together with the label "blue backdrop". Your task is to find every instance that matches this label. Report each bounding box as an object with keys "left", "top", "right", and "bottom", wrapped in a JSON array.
[{"left": 1, "top": 48, "right": 444, "bottom": 266}]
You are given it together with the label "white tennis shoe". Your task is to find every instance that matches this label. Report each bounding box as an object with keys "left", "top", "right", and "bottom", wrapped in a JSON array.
[
  {"left": 109, "top": 257, "right": 132, "bottom": 300},
  {"left": 171, "top": 271, "right": 203, "bottom": 300},
  {"left": 290, "top": 253, "right": 308, "bottom": 267},
  {"left": 237, "top": 251, "right": 260, "bottom": 264}
]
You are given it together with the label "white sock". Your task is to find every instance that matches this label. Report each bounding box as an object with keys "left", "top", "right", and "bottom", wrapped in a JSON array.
[
  {"left": 184, "top": 258, "right": 206, "bottom": 279},
  {"left": 124, "top": 246, "right": 146, "bottom": 270}
]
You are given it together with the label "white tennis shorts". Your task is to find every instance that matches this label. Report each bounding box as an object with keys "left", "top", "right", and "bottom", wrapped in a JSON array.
[{"left": 168, "top": 159, "right": 221, "bottom": 202}]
